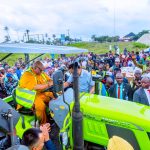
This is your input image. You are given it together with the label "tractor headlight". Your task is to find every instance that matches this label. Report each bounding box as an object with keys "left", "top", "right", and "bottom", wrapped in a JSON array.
[{"left": 60, "top": 132, "right": 68, "bottom": 146}]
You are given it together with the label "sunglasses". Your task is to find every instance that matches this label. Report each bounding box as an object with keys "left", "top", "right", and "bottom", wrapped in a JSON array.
[
  {"left": 116, "top": 78, "right": 123, "bottom": 79},
  {"left": 37, "top": 67, "right": 43, "bottom": 72}
]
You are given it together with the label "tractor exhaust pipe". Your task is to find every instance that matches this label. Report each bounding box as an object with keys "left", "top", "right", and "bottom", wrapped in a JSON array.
[{"left": 72, "top": 62, "right": 84, "bottom": 150}]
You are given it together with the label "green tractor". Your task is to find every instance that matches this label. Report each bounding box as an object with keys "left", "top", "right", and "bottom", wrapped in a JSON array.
[
  {"left": 49, "top": 62, "right": 150, "bottom": 150},
  {"left": 1, "top": 43, "right": 150, "bottom": 150}
]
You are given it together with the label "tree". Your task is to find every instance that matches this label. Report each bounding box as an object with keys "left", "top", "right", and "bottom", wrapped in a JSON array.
[
  {"left": 65, "top": 36, "right": 70, "bottom": 41},
  {"left": 45, "top": 33, "right": 48, "bottom": 43},
  {"left": 45, "top": 33, "right": 48, "bottom": 38},
  {"left": 133, "top": 30, "right": 149, "bottom": 41},
  {"left": 107, "top": 37, "right": 112, "bottom": 42},
  {"left": 46, "top": 37, "right": 51, "bottom": 45},
  {"left": 52, "top": 34, "right": 56, "bottom": 44},
  {"left": 138, "top": 30, "right": 149, "bottom": 37},
  {"left": 4, "top": 35, "right": 10, "bottom": 42},
  {"left": 91, "top": 35, "right": 119, "bottom": 43},
  {"left": 112, "top": 36, "right": 120, "bottom": 42},
  {"left": 52, "top": 34, "right": 56, "bottom": 40},
  {"left": 91, "top": 35, "right": 96, "bottom": 41},
  {"left": 25, "top": 29, "right": 30, "bottom": 41},
  {"left": 4, "top": 26, "right": 11, "bottom": 41}
]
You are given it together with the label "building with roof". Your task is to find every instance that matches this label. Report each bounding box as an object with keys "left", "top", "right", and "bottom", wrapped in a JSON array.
[
  {"left": 137, "top": 33, "right": 150, "bottom": 46},
  {"left": 120, "top": 32, "right": 136, "bottom": 42}
]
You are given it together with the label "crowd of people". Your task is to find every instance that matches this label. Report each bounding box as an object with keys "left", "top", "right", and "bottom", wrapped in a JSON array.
[
  {"left": 0, "top": 48, "right": 150, "bottom": 149},
  {"left": 0, "top": 58, "right": 25, "bottom": 98},
  {"left": 0, "top": 49, "right": 150, "bottom": 102}
]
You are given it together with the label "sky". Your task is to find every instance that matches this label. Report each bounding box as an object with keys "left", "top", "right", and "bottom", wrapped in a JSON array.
[{"left": 0, "top": 0, "right": 150, "bottom": 42}]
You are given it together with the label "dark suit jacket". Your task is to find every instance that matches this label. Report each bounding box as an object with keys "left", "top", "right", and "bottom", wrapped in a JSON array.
[
  {"left": 133, "top": 88, "right": 149, "bottom": 106},
  {"left": 108, "top": 83, "right": 133, "bottom": 101}
]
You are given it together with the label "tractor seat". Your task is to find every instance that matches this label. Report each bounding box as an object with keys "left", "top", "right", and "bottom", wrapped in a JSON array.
[
  {"left": 17, "top": 107, "right": 34, "bottom": 116},
  {"left": 12, "top": 89, "right": 34, "bottom": 116}
]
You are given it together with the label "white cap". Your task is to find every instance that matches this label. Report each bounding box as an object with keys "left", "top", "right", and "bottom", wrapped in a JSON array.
[
  {"left": 60, "top": 64, "right": 68, "bottom": 71},
  {"left": 106, "top": 71, "right": 112, "bottom": 76},
  {"left": 6, "top": 145, "right": 29, "bottom": 150},
  {"left": 115, "top": 58, "right": 120, "bottom": 62},
  {"left": 142, "top": 73, "right": 150, "bottom": 78},
  {"left": 0, "top": 67, "right": 4, "bottom": 70},
  {"left": 134, "top": 69, "right": 142, "bottom": 74}
]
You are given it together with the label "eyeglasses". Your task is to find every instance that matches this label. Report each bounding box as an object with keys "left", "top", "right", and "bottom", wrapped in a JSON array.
[
  {"left": 116, "top": 78, "right": 123, "bottom": 79},
  {"left": 37, "top": 67, "right": 43, "bottom": 72}
]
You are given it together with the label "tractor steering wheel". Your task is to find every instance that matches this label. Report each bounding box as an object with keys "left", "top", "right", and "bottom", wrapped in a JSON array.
[{"left": 43, "top": 85, "right": 58, "bottom": 98}]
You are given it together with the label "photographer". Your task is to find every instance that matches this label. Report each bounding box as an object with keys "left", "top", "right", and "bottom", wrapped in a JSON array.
[
  {"left": 97, "top": 64, "right": 106, "bottom": 79},
  {"left": 131, "top": 70, "right": 142, "bottom": 93},
  {"left": 109, "top": 58, "right": 121, "bottom": 72},
  {"left": 92, "top": 74, "right": 107, "bottom": 96}
]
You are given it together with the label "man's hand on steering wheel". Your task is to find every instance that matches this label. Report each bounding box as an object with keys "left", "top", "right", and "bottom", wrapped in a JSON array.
[{"left": 47, "top": 81, "right": 53, "bottom": 87}]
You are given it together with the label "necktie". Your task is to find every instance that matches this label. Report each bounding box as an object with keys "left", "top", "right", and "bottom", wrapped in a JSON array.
[
  {"left": 118, "top": 86, "right": 120, "bottom": 99},
  {"left": 147, "top": 89, "right": 150, "bottom": 94}
]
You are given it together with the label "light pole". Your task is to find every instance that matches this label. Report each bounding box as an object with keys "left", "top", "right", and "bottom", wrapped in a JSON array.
[{"left": 67, "top": 29, "right": 70, "bottom": 44}]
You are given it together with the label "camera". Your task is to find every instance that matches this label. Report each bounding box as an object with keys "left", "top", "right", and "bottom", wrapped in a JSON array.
[{"left": 92, "top": 74, "right": 102, "bottom": 82}]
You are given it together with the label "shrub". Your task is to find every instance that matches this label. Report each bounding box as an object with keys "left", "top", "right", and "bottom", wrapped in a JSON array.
[{"left": 133, "top": 42, "right": 149, "bottom": 48}]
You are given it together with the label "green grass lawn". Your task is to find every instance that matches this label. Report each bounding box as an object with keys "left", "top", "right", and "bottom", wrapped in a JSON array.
[
  {"left": 69, "top": 41, "right": 141, "bottom": 54},
  {"left": 0, "top": 41, "right": 143, "bottom": 66},
  {"left": 0, "top": 53, "right": 51, "bottom": 66}
]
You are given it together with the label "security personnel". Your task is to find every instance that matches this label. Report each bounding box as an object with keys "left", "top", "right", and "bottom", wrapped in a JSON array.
[
  {"left": 18, "top": 61, "right": 54, "bottom": 124},
  {"left": 99, "top": 81, "right": 107, "bottom": 96}
]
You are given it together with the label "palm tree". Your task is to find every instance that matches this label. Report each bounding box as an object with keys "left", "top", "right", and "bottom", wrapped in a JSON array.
[
  {"left": 45, "top": 33, "right": 48, "bottom": 38},
  {"left": 45, "top": 33, "right": 49, "bottom": 43},
  {"left": 48, "top": 37, "right": 51, "bottom": 42},
  {"left": 26, "top": 29, "right": 30, "bottom": 41},
  {"left": 42, "top": 34, "right": 45, "bottom": 44},
  {"left": 52, "top": 34, "right": 56, "bottom": 44},
  {"left": 52, "top": 34, "right": 56, "bottom": 40},
  {"left": 4, "top": 35, "right": 10, "bottom": 42},
  {"left": 4, "top": 26, "right": 11, "bottom": 41},
  {"left": 91, "top": 35, "right": 96, "bottom": 41}
]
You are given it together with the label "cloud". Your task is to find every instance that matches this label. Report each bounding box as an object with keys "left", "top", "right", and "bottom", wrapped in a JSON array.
[{"left": 0, "top": 0, "right": 150, "bottom": 42}]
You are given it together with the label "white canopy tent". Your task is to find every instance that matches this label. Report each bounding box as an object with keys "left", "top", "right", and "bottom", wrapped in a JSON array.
[
  {"left": 0, "top": 43, "right": 88, "bottom": 63},
  {"left": 0, "top": 43, "right": 88, "bottom": 54},
  {"left": 144, "top": 47, "right": 150, "bottom": 53},
  {"left": 137, "top": 33, "right": 150, "bottom": 46}
]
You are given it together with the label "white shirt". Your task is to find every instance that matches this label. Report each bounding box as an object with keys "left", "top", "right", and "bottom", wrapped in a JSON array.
[
  {"left": 67, "top": 69, "right": 94, "bottom": 92},
  {"left": 82, "top": 61, "right": 87, "bottom": 68},
  {"left": 144, "top": 89, "right": 150, "bottom": 104}
]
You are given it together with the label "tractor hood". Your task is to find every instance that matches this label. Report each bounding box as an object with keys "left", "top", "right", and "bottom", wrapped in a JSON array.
[{"left": 80, "top": 93, "right": 150, "bottom": 131}]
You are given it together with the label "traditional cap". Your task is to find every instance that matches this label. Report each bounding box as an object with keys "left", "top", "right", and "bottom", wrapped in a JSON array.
[
  {"left": 6, "top": 73, "right": 13, "bottom": 78},
  {"left": 60, "top": 65, "right": 68, "bottom": 71},
  {"left": 106, "top": 71, "right": 112, "bottom": 76},
  {"left": 6, "top": 145, "right": 29, "bottom": 150},
  {"left": 0, "top": 67, "right": 4, "bottom": 70},
  {"left": 115, "top": 58, "right": 120, "bottom": 62}
]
